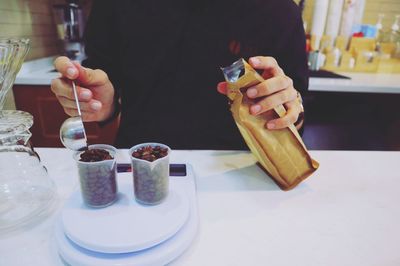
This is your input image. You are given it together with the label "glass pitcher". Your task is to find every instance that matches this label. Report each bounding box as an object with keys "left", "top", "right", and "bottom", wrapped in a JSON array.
[{"left": 0, "top": 38, "right": 56, "bottom": 234}]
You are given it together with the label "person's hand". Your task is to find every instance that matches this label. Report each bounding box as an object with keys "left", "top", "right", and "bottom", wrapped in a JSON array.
[
  {"left": 51, "top": 56, "right": 115, "bottom": 122},
  {"left": 217, "top": 56, "right": 303, "bottom": 130}
]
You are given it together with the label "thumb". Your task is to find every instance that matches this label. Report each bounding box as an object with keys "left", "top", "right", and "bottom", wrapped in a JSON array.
[
  {"left": 217, "top": 81, "right": 228, "bottom": 95},
  {"left": 71, "top": 61, "right": 109, "bottom": 86}
]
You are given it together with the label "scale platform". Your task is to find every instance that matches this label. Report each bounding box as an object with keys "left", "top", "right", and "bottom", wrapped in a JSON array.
[{"left": 54, "top": 164, "right": 198, "bottom": 266}]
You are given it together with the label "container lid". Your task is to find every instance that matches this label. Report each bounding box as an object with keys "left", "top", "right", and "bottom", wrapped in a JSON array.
[{"left": 0, "top": 111, "right": 33, "bottom": 145}]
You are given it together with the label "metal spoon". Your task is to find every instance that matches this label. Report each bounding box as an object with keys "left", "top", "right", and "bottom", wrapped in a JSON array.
[{"left": 59, "top": 80, "right": 88, "bottom": 150}]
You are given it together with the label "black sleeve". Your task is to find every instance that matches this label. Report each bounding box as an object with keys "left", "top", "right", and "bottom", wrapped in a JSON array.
[
  {"left": 274, "top": 9, "right": 309, "bottom": 94},
  {"left": 82, "top": 0, "right": 121, "bottom": 124}
]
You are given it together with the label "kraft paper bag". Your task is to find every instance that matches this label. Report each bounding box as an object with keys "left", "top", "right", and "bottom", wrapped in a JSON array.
[{"left": 221, "top": 59, "right": 319, "bottom": 190}]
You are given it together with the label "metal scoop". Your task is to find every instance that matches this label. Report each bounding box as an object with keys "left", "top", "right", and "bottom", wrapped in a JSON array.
[{"left": 59, "top": 80, "right": 88, "bottom": 150}]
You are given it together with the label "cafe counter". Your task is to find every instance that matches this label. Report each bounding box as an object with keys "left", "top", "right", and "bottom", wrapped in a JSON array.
[{"left": 1, "top": 148, "right": 400, "bottom": 266}]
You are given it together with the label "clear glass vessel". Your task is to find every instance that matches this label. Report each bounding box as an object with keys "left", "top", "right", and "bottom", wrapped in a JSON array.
[{"left": 0, "top": 38, "right": 56, "bottom": 234}]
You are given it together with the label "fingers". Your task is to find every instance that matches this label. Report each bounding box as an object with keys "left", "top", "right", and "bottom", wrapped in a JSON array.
[
  {"left": 57, "top": 96, "right": 103, "bottom": 112},
  {"left": 217, "top": 55, "right": 301, "bottom": 130},
  {"left": 63, "top": 107, "right": 101, "bottom": 122},
  {"left": 249, "top": 87, "right": 297, "bottom": 115},
  {"left": 54, "top": 56, "right": 79, "bottom": 79},
  {"left": 246, "top": 75, "right": 293, "bottom": 99},
  {"left": 249, "top": 56, "right": 284, "bottom": 77},
  {"left": 53, "top": 56, "right": 109, "bottom": 86},
  {"left": 51, "top": 78, "right": 93, "bottom": 101},
  {"left": 218, "top": 56, "right": 284, "bottom": 96},
  {"left": 71, "top": 61, "right": 109, "bottom": 86},
  {"left": 266, "top": 100, "right": 302, "bottom": 130},
  {"left": 217, "top": 82, "right": 227, "bottom": 95}
]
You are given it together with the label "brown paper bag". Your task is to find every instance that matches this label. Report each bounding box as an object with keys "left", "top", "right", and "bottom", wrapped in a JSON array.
[{"left": 221, "top": 59, "right": 319, "bottom": 190}]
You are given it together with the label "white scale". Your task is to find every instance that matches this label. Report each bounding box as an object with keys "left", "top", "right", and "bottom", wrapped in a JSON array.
[{"left": 54, "top": 165, "right": 198, "bottom": 266}]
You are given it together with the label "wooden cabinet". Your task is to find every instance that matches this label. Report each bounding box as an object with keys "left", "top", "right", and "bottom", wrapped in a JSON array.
[{"left": 13, "top": 85, "right": 118, "bottom": 147}]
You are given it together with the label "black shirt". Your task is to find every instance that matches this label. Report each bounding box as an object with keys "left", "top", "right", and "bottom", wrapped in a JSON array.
[{"left": 83, "top": 0, "right": 308, "bottom": 150}]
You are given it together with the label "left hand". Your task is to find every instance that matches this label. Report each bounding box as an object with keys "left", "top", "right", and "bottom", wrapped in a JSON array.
[{"left": 217, "top": 56, "right": 303, "bottom": 130}]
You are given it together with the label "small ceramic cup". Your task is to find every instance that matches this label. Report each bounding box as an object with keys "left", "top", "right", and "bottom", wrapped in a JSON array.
[
  {"left": 129, "top": 143, "right": 171, "bottom": 205},
  {"left": 74, "top": 144, "right": 118, "bottom": 208}
]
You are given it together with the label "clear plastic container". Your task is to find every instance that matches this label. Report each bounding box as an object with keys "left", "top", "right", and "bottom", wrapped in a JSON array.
[
  {"left": 129, "top": 143, "right": 170, "bottom": 205},
  {"left": 0, "top": 112, "right": 56, "bottom": 234},
  {"left": 0, "top": 39, "right": 56, "bottom": 234},
  {"left": 74, "top": 144, "right": 118, "bottom": 208}
]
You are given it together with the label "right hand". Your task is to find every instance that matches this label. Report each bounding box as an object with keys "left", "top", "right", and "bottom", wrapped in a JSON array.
[
  {"left": 51, "top": 56, "right": 115, "bottom": 122},
  {"left": 217, "top": 56, "right": 302, "bottom": 130}
]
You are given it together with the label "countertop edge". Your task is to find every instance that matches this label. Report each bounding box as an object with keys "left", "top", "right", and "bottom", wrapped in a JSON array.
[{"left": 15, "top": 57, "right": 400, "bottom": 94}]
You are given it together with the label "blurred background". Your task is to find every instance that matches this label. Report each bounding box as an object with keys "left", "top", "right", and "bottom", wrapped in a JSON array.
[
  {"left": 1, "top": 0, "right": 92, "bottom": 109},
  {"left": 1, "top": 0, "right": 400, "bottom": 150}
]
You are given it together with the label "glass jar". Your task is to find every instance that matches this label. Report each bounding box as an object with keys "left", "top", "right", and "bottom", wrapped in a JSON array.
[
  {"left": 0, "top": 111, "right": 56, "bottom": 234},
  {"left": 0, "top": 38, "right": 56, "bottom": 234}
]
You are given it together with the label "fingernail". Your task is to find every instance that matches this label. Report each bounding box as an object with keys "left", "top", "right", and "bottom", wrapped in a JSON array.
[
  {"left": 217, "top": 82, "right": 226, "bottom": 94},
  {"left": 91, "top": 102, "right": 102, "bottom": 111},
  {"left": 251, "top": 104, "right": 262, "bottom": 114},
  {"left": 250, "top": 57, "right": 260, "bottom": 66},
  {"left": 267, "top": 122, "right": 275, "bottom": 129},
  {"left": 247, "top": 87, "right": 258, "bottom": 98},
  {"left": 80, "top": 91, "right": 91, "bottom": 100},
  {"left": 66, "top": 67, "right": 77, "bottom": 78}
]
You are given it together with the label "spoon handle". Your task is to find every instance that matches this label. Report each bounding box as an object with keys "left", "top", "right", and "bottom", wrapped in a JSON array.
[{"left": 71, "top": 80, "right": 82, "bottom": 117}]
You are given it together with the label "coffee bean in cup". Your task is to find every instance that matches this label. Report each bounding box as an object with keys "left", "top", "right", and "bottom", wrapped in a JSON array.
[
  {"left": 75, "top": 145, "right": 118, "bottom": 208},
  {"left": 80, "top": 148, "right": 113, "bottom": 162},
  {"left": 131, "top": 145, "right": 168, "bottom": 162},
  {"left": 130, "top": 143, "right": 170, "bottom": 205}
]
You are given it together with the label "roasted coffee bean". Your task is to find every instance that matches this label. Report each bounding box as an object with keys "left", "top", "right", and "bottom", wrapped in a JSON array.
[
  {"left": 133, "top": 159, "right": 169, "bottom": 205},
  {"left": 78, "top": 158, "right": 117, "bottom": 207},
  {"left": 80, "top": 149, "right": 113, "bottom": 162},
  {"left": 131, "top": 145, "right": 169, "bottom": 162},
  {"left": 132, "top": 151, "right": 141, "bottom": 158}
]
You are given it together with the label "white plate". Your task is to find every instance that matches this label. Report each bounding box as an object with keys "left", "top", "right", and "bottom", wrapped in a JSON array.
[{"left": 61, "top": 175, "right": 190, "bottom": 253}]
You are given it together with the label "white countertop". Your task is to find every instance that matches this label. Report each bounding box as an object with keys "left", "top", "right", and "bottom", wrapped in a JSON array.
[
  {"left": 1, "top": 148, "right": 400, "bottom": 266},
  {"left": 15, "top": 57, "right": 400, "bottom": 94},
  {"left": 15, "top": 57, "right": 61, "bottom": 85}
]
